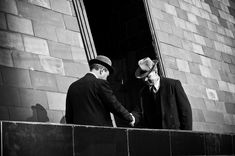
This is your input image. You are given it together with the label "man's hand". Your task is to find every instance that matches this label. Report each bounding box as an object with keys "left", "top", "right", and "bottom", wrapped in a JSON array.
[{"left": 130, "top": 113, "right": 135, "bottom": 127}]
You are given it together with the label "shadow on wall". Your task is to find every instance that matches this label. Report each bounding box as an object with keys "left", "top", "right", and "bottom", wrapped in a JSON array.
[
  {"left": 27, "top": 104, "right": 49, "bottom": 122},
  {"left": 60, "top": 116, "right": 66, "bottom": 124}
]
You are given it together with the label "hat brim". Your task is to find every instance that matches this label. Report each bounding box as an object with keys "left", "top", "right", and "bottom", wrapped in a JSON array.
[
  {"left": 89, "top": 59, "right": 114, "bottom": 74},
  {"left": 135, "top": 60, "right": 158, "bottom": 79}
]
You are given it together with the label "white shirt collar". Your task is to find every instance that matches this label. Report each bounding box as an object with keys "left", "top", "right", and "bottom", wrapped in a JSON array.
[{"left": 89, "top": 72, "right": 98, "bottom": 78}]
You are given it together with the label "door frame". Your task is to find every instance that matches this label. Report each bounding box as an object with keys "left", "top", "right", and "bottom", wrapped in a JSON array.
[{"left": 72, "top": 0, "right": 166, "bottom": 77}]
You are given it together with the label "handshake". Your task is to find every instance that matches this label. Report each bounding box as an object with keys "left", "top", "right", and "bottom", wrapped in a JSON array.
[{"left": 130, "top": 113, "right": 135, "bottom": 127}]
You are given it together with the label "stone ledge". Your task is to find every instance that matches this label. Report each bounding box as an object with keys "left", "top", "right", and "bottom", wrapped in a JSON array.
[{"left": 1, "top": 121, "right": 234, "bottom": 156}]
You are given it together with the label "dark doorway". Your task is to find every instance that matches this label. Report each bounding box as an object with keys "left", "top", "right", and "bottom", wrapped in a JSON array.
[{"left": 83, "top": 0, "right": 156, "bottom": 127}]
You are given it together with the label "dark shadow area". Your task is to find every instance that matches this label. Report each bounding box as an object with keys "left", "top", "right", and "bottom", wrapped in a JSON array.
[
  {"left": 27, "top": 104, "right": 49, "bottom": 122},
  {"left": 60, "top": 116, "right": 66, "bottom": 124},
  {"left": 83, "top": 0, "right": 158, "bottom": 127}
]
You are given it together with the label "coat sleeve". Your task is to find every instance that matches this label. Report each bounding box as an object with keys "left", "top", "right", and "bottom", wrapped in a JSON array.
[
  {"left": 174, "top": 80, "right": 192, "bottom": 130},
  {"left": 98, "top": 80, "right": 133, "bottom": 122}
]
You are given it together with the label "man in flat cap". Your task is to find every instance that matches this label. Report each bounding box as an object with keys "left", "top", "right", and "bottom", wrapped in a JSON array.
[
  {"left": 131, "top": 57, "right": 192, "bottom": 130},
  {"left": 66, "top": 55, "right": 135, "bottom": 127}
]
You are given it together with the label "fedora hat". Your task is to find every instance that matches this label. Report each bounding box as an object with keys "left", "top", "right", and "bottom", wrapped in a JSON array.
[
  {"left": 89, "top": 55, "right": 114, "bottom": 74},
  {"left": 135, "top": 57, "right": 158, "bottom": 79}
]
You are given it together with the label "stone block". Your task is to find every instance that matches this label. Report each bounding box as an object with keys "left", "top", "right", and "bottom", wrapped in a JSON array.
[
  {"left": 202, "top": 2, "right": 211, "bottom": 12},
  {"left": 199, "top": 9, "right": 210, "bottom": 20},
  {"left": 152, "top": 8, "right": 163, "bottom": 20},
  {"left": 197, "top": 16, "right": 208, "bottom": 28},
  {"left": 47, "top": 91, "right": 66, "bottom": 111},
  {"left": 204, "top": 99, "right": 225, "bottom": 113},
  {"left": 228, "top": 83, "right": 235, "bottom": 93},
  {"left": 204, "top": 38, "right": 214, "bottom": 49},
  {"left": 56, "top": 75, "right": 77, "bottom": 93},
  {"left": 202, "top": 78, "right": 219, "bottom": 90},
  {"left": 12, "top": 51, "right": 43, "bottom": 71},
  {"left": 0, "top": 0, "right": 18, "bottom": 15},
  {"left": 190, "top": 52, "right": 202, "bottom": 64},
  {"left": 162, "top": 55, "right": 178, "bottom": 70},
  {"left": 50, "top": 0, "right": 72, "bottom": 15},
  {"left": 229, "top": 64, "right": 235, "bottom": 74},
  {"left": 189, "top": 62, "right": 201, "bottom": 75},
  {"left": 188, "top": 95, "right": 206, "bottom": 109},
  {"left": 1, "top": 67, "right": 32, "bottom": 88},
  {"left": 206, "top": 88, "right": 218, "bottom": 101},
  {"left": 0, "top": 106, "right": 9, "bottom": 120},
  {"left": 170, "top": 69, "right": 187, "bottom": 83},
  {"left": 71, "top": 46, "right": 87, "bottom": 63},
  {"left": 9, "top": 107, "right": 34, "bottom": 121},
  {"left": 176, "top": 59, "right": 190, "bottom": 72},
  {"left": 39, "top": 55, "right": 65, "bottom": 75},
  {"left": 176, "top": 8, "right": 188, "bottom": 20},
  {"left": 218, "top": 80, "right": 230, "bottom": 92},
  {"left": 169, "top": 34, "right": 182, "bottom": 48},
  {"left": 171, "top": 131, "right": 206, "bottom": 155},
  {"left": 157, "top": 31, "right": 169, "bottom": 43},
  {"left": 47, "top": 110, "right": 64, "bottom": 123},
  {"left": 191, "top": 6, "right": 201, "bottom": 17},
  {"left": 183, "top": 84, "right": 206, "bottom": 98},
  {"left": 63, "top": 60, "right": 89, "bottom": 78},
  {"left": 187, "top": 13, "right": 199, "bottom": 25},
  {"left": 56, "top": 28, "right": 82, "bottom": 47},
  {"left": 0, "top": 85, "right": 20, "bottom": 107},
  {"left": 164, "top": 3, "right": 177, "bottom": 16},
  {"left": 0, "top": 12, "right": 6, "bottom": 29},
  {"left": 183, "top": 31, "right": 195, "bottom": 42},
  {"left": 186, "top": 73, "right": 204, "bottom": 86},
  {"left": 2, "top": 122, "right": 73, "bottom": 154},
  {"left": 228, "top": 73, "right": 235, "bottom": 84},
  {"left": 63, "top": 14, "right": 79, "bottom": 32},
  {"left": 192, "top": 109, "right": 206, "bottom": 122},
  {"left": 192, "top": 43, "right": 204, "bottom": 54},
  {"left": 179, "top": 1, "right": 190, "bottom": 11},
  {"left": 200, "top": 56, "right": 211, "bottom": 67},
  {"left": 0, "top": 48, "right": 13, "bottom": 67},
  {"left": 203, "top": 47, "right": 222, "bottom": 61},
  {"left": 28, "top": 0, "right": 50, "bottom": 9},
  {"left": 23, "top": 35, "right": 49, "bottom": 55},
  {"left": 163, "top": 12, "right": 175, "bottom": 24},
  {"left": 219, "top": 70, "right": 230, "bottom": 82},
  {"left": 19, "top": 88, "right": 48, "bottom": 109},
  {"left": 158, "top": 20, "right": 172, "bottom": 34},
  {"left": 185, "top": 22, "right": 197, "bottom": 33},
  {"left": 199, "top": 65, "right": 213, "bottom": 78},
  {"left": 171, "top": 25, "right": 184, "bottom": 37},
  {"left": 225, "top": 102, "right": 235, "bottom": 114},
  {"left": 217, "top": 26, "right": 226, "bottom": 36},
  {"left": 0, "top": 31, "right": 24, "bottom": 51},
  {"left": 181, "top": 39, "right": 192, "bottom": 51},
  {"left": 30, "top": 70, "right": 58, "bottom": 91},
  {"left": 48, "top": 41, "right": 72, "bottom": 60},
  {"left": 18, "top": 1, "right": 64, "bottom": 28},
  {"left": 203, "top": 110, "right": 224, "bottom": 123},
  {"left": 173, "top": 16, "right": 186, "bottom": 29},
  {"left": 150, "top": 0, "right": 165, "bottom": 10},
  {"left": 224, "top": 114, "right": 233, "bottom": 125},
  {"left": 33, "top": 21, "right": 57, "bottom": 41},
  {"left": 194, "top": 34, "right": 206, "bottom": 45},
  {"left": 7, "top": 14, "right": 33, "bottom": 35}
]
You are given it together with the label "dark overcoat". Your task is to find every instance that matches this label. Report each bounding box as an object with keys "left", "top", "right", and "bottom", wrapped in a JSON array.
[
  {"left": 66, "top": 73, "right": 132, "bottom": 126},
  {"left": 132, "top": 77, "right": 192, "bottom": 130}
]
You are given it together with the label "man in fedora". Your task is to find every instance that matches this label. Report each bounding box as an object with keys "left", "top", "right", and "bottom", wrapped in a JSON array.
[
  {"left": 131, "top": 57, "right": 192, "bottom": 130},
  {"left": 66, "top": 55, "right": 135, "bottom": 127}
]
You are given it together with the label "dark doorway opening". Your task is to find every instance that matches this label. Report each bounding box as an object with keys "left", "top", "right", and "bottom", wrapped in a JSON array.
[{"left": 83, "top": 0, "right": 156, "bottom": 127}]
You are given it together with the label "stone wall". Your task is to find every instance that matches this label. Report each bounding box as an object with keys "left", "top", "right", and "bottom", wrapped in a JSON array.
[
  {"left": 1, "top": 121, "right": 235, "bottom": 156},
  {"left": 0, "top": 0, "right": 89, "bottom": 123},
  {"left": 148, "top": 0, "right": 235, "bottom": 133}
]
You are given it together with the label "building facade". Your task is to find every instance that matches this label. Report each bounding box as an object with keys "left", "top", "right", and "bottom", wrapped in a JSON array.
[{"left": 0, "top": 0, "right": 235, "bottom": 134}]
